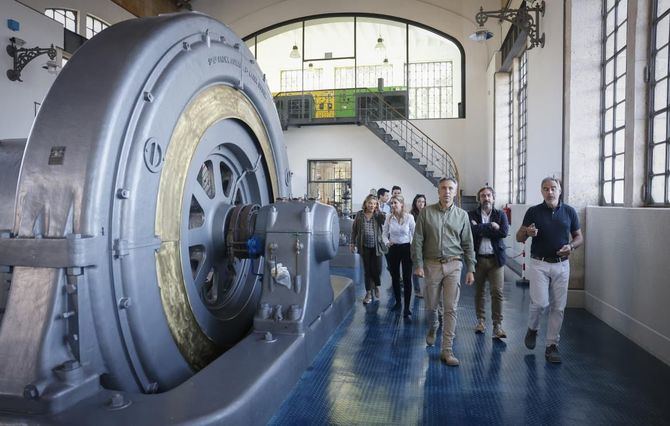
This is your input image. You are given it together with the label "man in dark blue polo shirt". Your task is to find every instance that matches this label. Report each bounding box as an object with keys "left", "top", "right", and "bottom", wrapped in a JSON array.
[{"left": 515, "top": 177, "right": 583, "bottom": 363}]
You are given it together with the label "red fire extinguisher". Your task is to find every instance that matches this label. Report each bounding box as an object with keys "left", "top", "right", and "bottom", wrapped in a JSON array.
[{"left": 502, "top": 204, "right": 512, "bottom": 224}]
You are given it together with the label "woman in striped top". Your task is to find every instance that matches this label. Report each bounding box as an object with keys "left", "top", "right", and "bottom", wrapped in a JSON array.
[{"left": 351, "top": 194, "right": 388, "bottom": 304}]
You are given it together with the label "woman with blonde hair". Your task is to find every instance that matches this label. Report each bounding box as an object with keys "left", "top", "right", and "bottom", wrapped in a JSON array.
[
  {"left": 351, "top": 194, "right": 388, "bottom": 304},
  {"left": 383, "top": 195, "right": 416, "bottom": 317}
]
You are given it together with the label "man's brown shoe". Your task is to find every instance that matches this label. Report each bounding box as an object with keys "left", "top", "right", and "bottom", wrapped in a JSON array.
[
  {"left": 493, "top": 324, "right": 507, "bottom": 339},
  {"left": 440, "top": 350, "right": 460, "bottom": 366},
  {"left": 426, "top": 328, "right": 437, "bottom": 346},
  {"left": 474, "top": 319, "right": 485, "bottom": 334}
]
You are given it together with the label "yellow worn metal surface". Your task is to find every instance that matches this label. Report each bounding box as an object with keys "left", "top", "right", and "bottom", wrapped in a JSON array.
[{"left": 154, "top": 84, "right": 277, "bottom": 369}]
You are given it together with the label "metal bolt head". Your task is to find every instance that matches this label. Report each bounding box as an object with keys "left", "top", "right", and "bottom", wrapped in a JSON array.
[
  {"left": 119, "top": 297, "right": 132, "bottom": 309},
  {"left": 107, "top": 392, "right": 130, "bottom": 409},
  {"left": 23, "top": 384, "right": 39, "bottom": 400},
  {"left": 116, "top": 188, "right": 130, "bottom": 199}
]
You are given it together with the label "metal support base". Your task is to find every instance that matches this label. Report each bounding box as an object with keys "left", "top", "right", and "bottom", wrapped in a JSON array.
[{"left": 1, "top": 275, "right": 355, "bottom": 425}]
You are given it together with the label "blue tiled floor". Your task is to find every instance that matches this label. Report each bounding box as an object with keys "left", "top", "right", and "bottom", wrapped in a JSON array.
[{"left": 269, "top": 267, "right": 670, "bottom": 425}]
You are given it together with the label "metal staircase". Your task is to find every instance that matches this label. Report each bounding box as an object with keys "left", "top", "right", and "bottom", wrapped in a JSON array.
[{"left": 274, "top": 88, "right": 459, "bottom": 186}]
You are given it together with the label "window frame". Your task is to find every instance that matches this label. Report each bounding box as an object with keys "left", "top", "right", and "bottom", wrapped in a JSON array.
[
  {"left": 646, "top": 0, "right": 670, "bottom": 205},
  {"left": 85, "top": 14, "right": 110, "bottom": 39},
  {"left": 599, "top": 0, "right": 627, "bottom": 206},
  {"left": 516, "top": 50, "right": 528, "bottom": 205},
  {"left": 44, "top": 8, "right": 77, "bottom": 33},
  {"left": 243, "top": 13, "right": 466, "bottom": 119},
  {"left": 307, "top": 159, "right": 353, "bottom": 214}
]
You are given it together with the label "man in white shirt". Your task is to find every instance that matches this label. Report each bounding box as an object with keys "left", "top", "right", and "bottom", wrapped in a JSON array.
[{"left": 468, "top": 186, "right": 509, "bottom": 339}]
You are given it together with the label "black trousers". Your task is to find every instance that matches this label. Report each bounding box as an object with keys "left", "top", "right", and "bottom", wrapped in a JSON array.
[
  {"left": 388, "top": 243, "right": 413, "bottom": 310},
  {"left": 361, "top": 246, "right": 382, "bottom": 291}
]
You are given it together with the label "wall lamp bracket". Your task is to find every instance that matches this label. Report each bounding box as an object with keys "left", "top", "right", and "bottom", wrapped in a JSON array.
[
  {"left": 474, "top": 1, "right": 545, "bottom": 49},
  {"left": 6, "top": 37, "right": 57, "bottom": 82}
]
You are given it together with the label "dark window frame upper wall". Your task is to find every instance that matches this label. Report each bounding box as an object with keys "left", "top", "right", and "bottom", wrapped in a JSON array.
[{"left": 243, "top": 13, "right": 466, "bottom": 119}]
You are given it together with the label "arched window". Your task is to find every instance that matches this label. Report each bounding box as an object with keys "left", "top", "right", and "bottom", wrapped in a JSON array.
[
  {"left": 244, "top": 15, "right": 465, "bottom": 119},
  {"left": 86, "top": 15, "right": 109, "bottom": 39},
  {"left": 44, "top": 8, "right": 77, "bottom": 32}
]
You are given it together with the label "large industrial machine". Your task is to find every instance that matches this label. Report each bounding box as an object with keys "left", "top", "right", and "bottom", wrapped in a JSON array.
[{"left": 0, "top": 12, "right": 354, "bottom": 424}]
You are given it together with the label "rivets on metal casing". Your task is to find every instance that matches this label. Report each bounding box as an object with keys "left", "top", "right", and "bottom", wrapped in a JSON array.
[
  {"left": 107, "top": 392, "right": 131, "bottom": 410},
  {"left": 23, "top": 384, "right": 39, "bottom": 400},
  {"left": 116, "top": 188, "right": 130, "bottom": 199},
  {"left": 118, "top": 297, "right": 132, "bottom": 310}
]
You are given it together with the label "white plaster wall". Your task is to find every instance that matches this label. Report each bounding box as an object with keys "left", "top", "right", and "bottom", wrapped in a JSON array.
[
  {"left": 1, "top": 1, "right": 62, "bottom": 139},
  {"left": 17, "top": 0, "right": 134, "bottom": 35},
  {"left": 285, "top": 125, "right": 439, "bottom": 206},
  {"left": 585, "top": 207, "right": 670, "bottom": 366},
  {"left": 194, "top": 0, "right": 505, "bottom": 195},
  {"left": 524, "top": 0, "right": 564, "bottom": 205}
]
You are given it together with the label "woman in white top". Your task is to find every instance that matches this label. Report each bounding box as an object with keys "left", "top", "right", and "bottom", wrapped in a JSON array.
[{"left": 383, "top": 195, "right": 416, "bottom": 317}]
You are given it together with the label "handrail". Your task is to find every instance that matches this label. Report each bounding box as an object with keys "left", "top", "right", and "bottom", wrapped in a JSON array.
[
  {"left": 354, "top": 89, "right": 459, "bottom": 184},
  {"left": 355, "top": 88, "right": 452, "bottom": 160}
]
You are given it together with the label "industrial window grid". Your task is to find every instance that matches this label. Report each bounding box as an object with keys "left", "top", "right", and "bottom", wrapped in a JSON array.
[
  {"left": 245, "top": 16, "right": 465, "bottom": 119},
  {"left": 600, "top": 0, "right": 627, "bottom": 205},
  {"left": 406, "top": 61, "right": 453, "bottom": 119},
  {"left": 516, "top": 51, "right": 528, "bottom": 204},
  {"left": 334, "top": 64, "right": 394, "bottom": 89},
  {"left": 508, "top": 71, "right": 515, "bottom": 204},
  {"left": 280, "top": 68, "right": 323, "bottom": 92},
  {"left": 307, "top": 160, "right": 352, "bottom": 214},
  {"left": 44, "top": 8, "right": 77, "bottom": 33},
  {"left": 646, "top": 1, "right": 670, "bottom": 205},
  {"left": 85, "top": 15, "right": 109, "bottom": 39}
]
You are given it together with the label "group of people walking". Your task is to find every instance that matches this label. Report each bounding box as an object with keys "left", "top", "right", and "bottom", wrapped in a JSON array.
[{"left": 350, "top": 177, "right": 582, "bottom": 367}]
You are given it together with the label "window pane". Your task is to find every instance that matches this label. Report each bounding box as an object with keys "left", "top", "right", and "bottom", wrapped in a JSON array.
[
  {"left": 409, "top": 25, "right": 462, "bottom": 118},
  {"left": 605, "top": 33, "right": 615, "bottom": 57},
  {"left": 655, "top": 46, "right": 668, "bottom": 81},
  {"left": 615, "top": 50, "right": 626, "bottom": 77},
  {"left": 653, "top": 143, "right": 667, "bottom": 172},
  {"left": 617, "top": 0, "right": 628, "bottom": 25},
  {"left": 603, "top": 181, "right": 612, "bottom": 203},
  {"left": 614, "top": 180, "right": 624, "bottom": 203},
  {"left": 605, "top": 82, "right": 614, "bottom": 108},
  {"left": 653, "top": 112, "right": 667, "bottom": 143},
  {"left": 651, "top": 175, "right": 666, "bottom": 202},
  {"left": 615, "top": 129, "right": 625, "bottom": 153},
  {"left": 657, "top": 15, "right": 669, "bottom": 49},
  {"left": 604, "top": 157, "right": 613, "bottom": 180},
  {"left": 604, "top": 132, "right": 613, "bottom": 154},
  {"left": 255, "top": 22, "right": 303, "bottom": 92},
  {"left": 615, "top": 101, "right": 626, "bottom": 127},
  {"left": 614, "top": 153, "right": 625, "bottom": 178},
  {"left": 605, "top": 107, "right": 613, "bottom": 126},
  {"left": 615, "top": 77, "right": 626, "bottom": 102},
  {"left": 304, "top": 18, "right": 354, "bottom": 59},
  {"left": 616, "top": 24, "right": 627, "bottom": 51},
  {"left": 654, "top": 78, "right": 668, "bottom": 111}
]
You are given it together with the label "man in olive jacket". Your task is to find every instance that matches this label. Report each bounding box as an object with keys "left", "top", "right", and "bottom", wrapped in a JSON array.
[{"left": 412, "top": 177, "right": 475, "bottom": 367}]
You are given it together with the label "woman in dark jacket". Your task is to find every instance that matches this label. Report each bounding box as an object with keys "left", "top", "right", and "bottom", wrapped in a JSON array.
[
  {"left": 410, "top": 194, "right": 427, "bottom": 298},
  {"left": 350, "top": 194, "right": 388, "bottom": 304}
]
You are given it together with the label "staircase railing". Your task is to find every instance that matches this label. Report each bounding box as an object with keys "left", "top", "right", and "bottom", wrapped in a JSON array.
[
  {"left": 355, "top": 88, "right": 459, "bottom": 184},
  {"left": 273, "top": 88, "right": 459, "bottom": 184}
]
